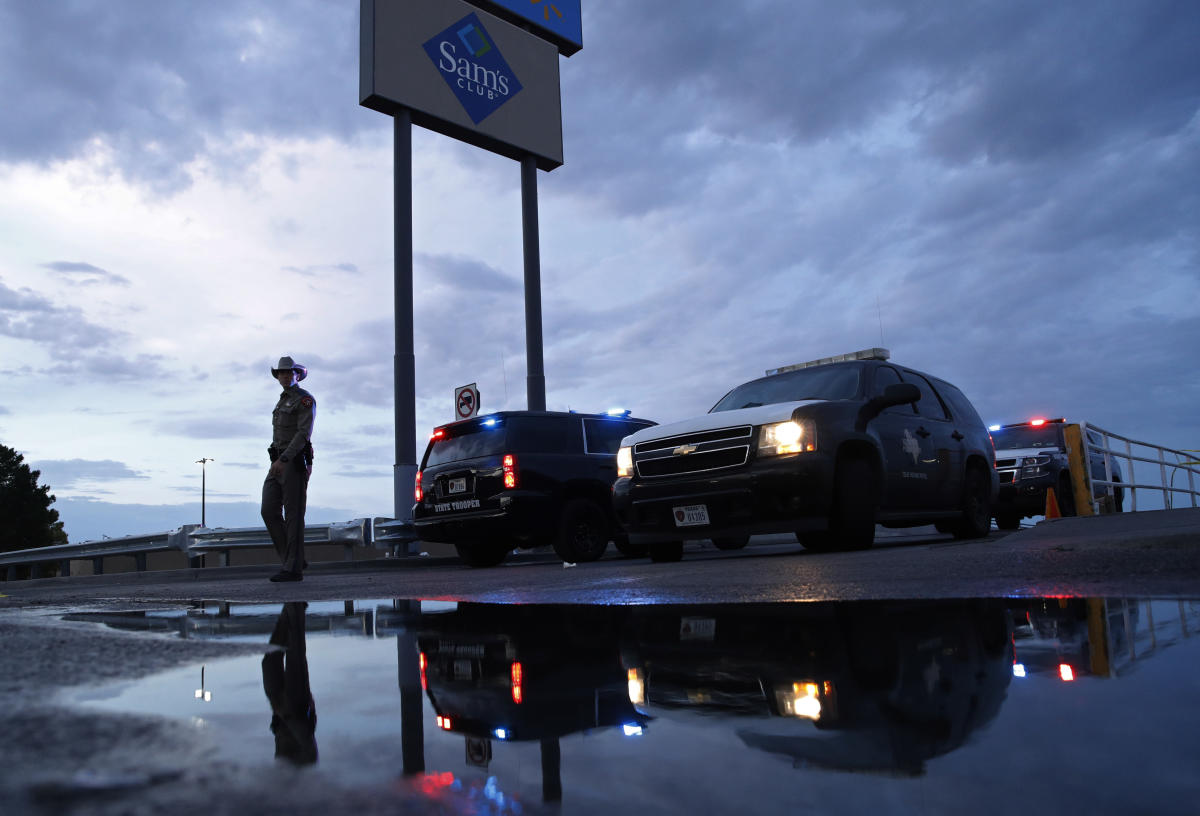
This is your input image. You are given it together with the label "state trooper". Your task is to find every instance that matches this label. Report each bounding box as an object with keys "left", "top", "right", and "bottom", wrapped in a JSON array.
[{"left": 262, "top": 356, "right": 316, "bottom": 582}]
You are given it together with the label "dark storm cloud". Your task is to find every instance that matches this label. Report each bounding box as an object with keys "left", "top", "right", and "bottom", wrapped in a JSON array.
[
  {"left": 0, "top": 0, "right": 364, "bottom": 192},
  {"left": 561, "top": 0, "right": 1200, "bottom": 213},
  {"left": 32, "top": 458, "right": 147, "bottom": 490},
  {"left": 41, "top": 261, "right": 130, "bottom": 286}
]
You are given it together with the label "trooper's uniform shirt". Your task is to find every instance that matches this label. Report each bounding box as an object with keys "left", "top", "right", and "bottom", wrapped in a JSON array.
[{"left": 272, "top": 385, "right": 316, "bottom": 464}]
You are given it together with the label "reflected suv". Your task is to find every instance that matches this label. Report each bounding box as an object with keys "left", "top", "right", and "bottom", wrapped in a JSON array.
[
  {"left": 413, "top": 410, "right": 655, "bottom": 567},
  {"left": 611, "top": 349, "right": 997, "bottom": 561}
]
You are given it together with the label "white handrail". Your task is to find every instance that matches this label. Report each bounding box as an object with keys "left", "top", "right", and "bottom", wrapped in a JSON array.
[{"left": 1080, "top": 423, "right": 1200, "bottom": 512}]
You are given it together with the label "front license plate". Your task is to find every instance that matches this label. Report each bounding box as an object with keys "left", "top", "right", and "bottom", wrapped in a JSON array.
[
  {"left": 672, "top": 504, "right": 710, "bottom": 527},
  {"left": 679, "top": 617, "right": 716, "bottom": 641},
  {"left": 448, "top": 478, "right": 467, "bottom": 494}
]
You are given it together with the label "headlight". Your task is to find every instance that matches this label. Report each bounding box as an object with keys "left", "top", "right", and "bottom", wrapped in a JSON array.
[
  {"left": 758, "top": 420, "right": 815, "bottom": 456},
  {"left": 617, "top": 446, "right": 634, "bottom": 478},
  {"left": 773, "top": 681, "right": 834, "bottom": 721},
  {"left": 627, "top": 668, "right": 645, "bottom": 706}
]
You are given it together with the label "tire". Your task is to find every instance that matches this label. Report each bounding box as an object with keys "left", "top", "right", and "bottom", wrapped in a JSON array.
[
  {"left": 613, "top": 536, "right": 648, "bottom": 558},
  {"left": 553, "top": 499, "right": 610, "bottom": 563},
  {"left": 796, "top": 532, "right": 839, "bottom": 553},
  {"left": 995, "top": 512, "right": 1021, "bottom": 531},
  {"left": 951, "top": 465, "right": 992, "bottom": 539},
  {"left": 648, "top": 541, "right": 684, "bottom": 562},
  {"left": 711, "top": 535, "right": 749, "bottom": 551},
  {"left": 829, "top": 457, "right": 877, "bottom": 550},
  {"left": 455, "top": 542, "right": 510, "bottom": 568}
]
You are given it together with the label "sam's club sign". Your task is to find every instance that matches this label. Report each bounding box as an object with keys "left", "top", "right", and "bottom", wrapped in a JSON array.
[{"left": 423, "top": 13, "right": 523, "bottom": 124}]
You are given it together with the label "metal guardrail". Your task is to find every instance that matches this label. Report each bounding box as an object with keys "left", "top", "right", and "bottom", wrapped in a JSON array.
[
  {"left": 0, "top": 517, "right": 400, "bottom": 581},
  {"left": 1080, "top": 423, "right": 1200, "bottom": 512}
]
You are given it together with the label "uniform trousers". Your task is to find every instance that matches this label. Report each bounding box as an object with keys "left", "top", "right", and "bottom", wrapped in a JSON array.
[{"left": 262, "top": 459, "right": 308, "bottom": 573}]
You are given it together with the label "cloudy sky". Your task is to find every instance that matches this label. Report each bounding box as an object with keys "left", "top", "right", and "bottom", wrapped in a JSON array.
[{"left": 0, "top": 0, "right": 1196, "bottom": 542}]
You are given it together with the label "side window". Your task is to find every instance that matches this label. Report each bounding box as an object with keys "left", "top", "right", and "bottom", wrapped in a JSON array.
[
  {"left": 901, "top": 372, "right": 949, "bottom": 420},
  {"left": 510, "top": 416, "right": 573, "bottom": 453},
  {"left": 934, "top": 380, "right": 985, "bottom": 427},
  {"left": 874, "top": 366, "right": 913, "bottom": 415},
  {"left": 583, "top": 418, "right": 631, "bottom": 455}
]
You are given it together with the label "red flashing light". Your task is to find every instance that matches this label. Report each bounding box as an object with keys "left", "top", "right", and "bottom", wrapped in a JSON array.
[
  {"left": 503, "top": 454, "right": 518, "bottom": 489},
  {"left": 1059, "top": 663, "right": 1075, "bottom": 682},
  {"left": 431, "top": 429, "right": 445, "bottom": 440},
  {"left": 511, "top": 661, "right": 524, "bottom": 704},
  {"left": 419, "top": 652, "right": 428, "bottom": 691},
  {"left": 414, "top": 471, "right": 423, "bottom": 502},
  {"left": 1030, "top": 418, "right": 1047, "bottom": 427}
]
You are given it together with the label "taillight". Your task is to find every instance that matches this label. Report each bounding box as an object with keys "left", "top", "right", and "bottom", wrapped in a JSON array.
[
  {"left": 503, "top": 454, "right": 518, "bottom": 489},
  {"left": 414, "top": 471, "right": 423, "bottom": 502},
  {"left": 419, "top": 652, "right": 428, "bottom": 690},
  {"left": 511, "top": 661, "right": 524, "bottom": 704}
]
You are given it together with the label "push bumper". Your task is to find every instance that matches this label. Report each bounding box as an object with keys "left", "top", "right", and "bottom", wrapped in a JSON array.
[{"left": 612, "top": 454, "right": 835, "bottom": 544}]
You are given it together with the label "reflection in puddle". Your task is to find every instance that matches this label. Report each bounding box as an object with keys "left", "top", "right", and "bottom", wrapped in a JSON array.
[{"left": 62, "top": 598, "right": 1200, "bottom": 812}]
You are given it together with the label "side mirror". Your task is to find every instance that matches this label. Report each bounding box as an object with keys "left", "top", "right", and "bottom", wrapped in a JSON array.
[{"left": 855, "top": 383, "right": 921, "bottom": 431}]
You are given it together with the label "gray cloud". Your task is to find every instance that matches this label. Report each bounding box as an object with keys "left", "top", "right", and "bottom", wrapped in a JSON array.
[
  {"left": 41, "top": 261, "right": 131, "bottom": 287},
  {"left": 152, "top": 418, "right": 264, "bottom": 440},
  {"left": 31, "top": 459, "right": 148, "bottom": 490},
  {"left": 0, "top": 0, "right": 364, "bottom": 193},
  {"left": 415, "top": 253, "right": 521, "bottom": 293},
  {"left": 282, "top": 262, "right": 360, "bottom": 277},
  {"left": 0, "top": 278, "right": 124, "bottom": 355}
]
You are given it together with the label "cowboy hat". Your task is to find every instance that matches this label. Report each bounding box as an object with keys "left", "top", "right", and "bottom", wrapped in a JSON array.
[{"left": 271, "top": 356, "right": 308, "bottom": 381}]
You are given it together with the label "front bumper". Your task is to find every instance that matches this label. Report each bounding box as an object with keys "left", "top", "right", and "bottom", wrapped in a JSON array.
[
  {"left": 612, "top": 453, "right": 835, "bottom": 544},
  {"left": 413, "top": 491, "right": 555, "bottom": 545}
]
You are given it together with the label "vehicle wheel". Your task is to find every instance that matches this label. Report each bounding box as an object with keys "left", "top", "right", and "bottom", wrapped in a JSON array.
[
  {"left": 454, "top": 542, "right": 510, "bottom": 568},
  {"left": 711, "top": 535, "right": 749, "bottom": 550},
  {"left": 648, "top": 541, "right": 684, "bottom": 562},
  {"left": 951, "top": 465, "right": 992, "bottom": 539},
  {"left": 995, "top": 512, "right": 1021, "bottom": 531},
  {"left": 796, "top": 532, "right": 839, "bottom": 553},
  {"left": 553, "top": 499, "right": 610, "bottom": 563},
  {"left": 613, "top": 535, "right": 648, "bottom": 558},
  {"left": 1057, "top": 474, "right": 1077, "bottom": 517},
  {"left": 829, "top": 457, "right": 876, "bottom": 550}
]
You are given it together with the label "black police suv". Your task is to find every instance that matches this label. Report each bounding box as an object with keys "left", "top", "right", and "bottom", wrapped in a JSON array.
[
  {"left": 413, "top": 410, "right": 656, "bottom": 567},
  {"left": 611, "top": 349, "right": 997, "bottom": 561},
  {"left": 990, "top": 418, "right": 1124, "bottom": 529}
]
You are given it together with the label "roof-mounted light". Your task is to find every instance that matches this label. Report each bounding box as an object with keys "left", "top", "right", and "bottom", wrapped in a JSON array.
[
  {"left": 606, "top": 408, "right": 632, "bottom": 417},
  {"left": 765, "top": 347, "right": 890, "bottom": 376}
]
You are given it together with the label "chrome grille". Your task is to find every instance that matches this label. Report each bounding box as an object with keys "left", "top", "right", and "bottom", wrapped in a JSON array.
[{"left": 633, "top": 425, "right": 753, "bottom": 478}]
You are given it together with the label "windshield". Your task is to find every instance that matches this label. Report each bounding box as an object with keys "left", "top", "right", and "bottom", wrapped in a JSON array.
[
  {"left": 991, "top": 424, "right": 1065, "bottom": 450},
  {"left": 711, "top": 365, "right": 861, "bottom": 412}
]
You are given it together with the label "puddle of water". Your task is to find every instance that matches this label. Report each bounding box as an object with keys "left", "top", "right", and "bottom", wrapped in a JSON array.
[{"left": 61, "top": 597, "right": 1200, "bottom": 814}]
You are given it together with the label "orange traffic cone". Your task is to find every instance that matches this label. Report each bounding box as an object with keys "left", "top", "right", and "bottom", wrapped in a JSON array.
[{"left": 1044, "top": 487, "right": 1062, "bottom": 520}]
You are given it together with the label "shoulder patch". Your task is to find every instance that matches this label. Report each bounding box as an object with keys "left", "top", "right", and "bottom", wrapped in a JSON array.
[{"left": 301, "top": 397, "right": 314, "bottom": 408}]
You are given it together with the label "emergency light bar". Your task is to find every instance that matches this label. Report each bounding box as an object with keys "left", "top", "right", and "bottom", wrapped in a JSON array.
[{"left": 766, "top": 348, "right": 890, "bottom": 376}]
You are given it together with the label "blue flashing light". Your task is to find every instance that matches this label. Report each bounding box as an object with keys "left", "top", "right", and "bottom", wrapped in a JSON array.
[
  {"left": 482, "top": 418, "right": 498, "bottom": 427},
  {"left": 606, "top": 408, "right": 631, "bottom": 417},
  {"left": 1013, "top": 663, "right": 1027, "bottom": 678},
  {"left": 622, "top": 723, "right": 643, "bottom": 737},
  {"left": 493, "top": 728, "right": 508, "bottom": 740},
  {"left": 988, "top": 424, "right": 1001, "bottom": 432}
]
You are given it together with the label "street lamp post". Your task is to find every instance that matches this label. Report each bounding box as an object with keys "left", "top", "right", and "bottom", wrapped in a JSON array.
[{"left": 196, "top": 458, "right": 213, "bottom": 527}]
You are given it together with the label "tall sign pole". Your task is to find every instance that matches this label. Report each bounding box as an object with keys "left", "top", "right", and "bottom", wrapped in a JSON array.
[
  {"left": 394, "top": 109, "right": 417, "bottom": 526},
  {"left": 521, "top": 156, "right": 546, "bottom": 410}
]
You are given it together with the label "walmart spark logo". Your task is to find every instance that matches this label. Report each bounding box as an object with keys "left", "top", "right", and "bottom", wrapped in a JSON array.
[
  {"left": 531, "top": 0, "right": 564, "bottom": 22},
  {"left": 423, "top": 13, "right": 523, "bottom": 125}
]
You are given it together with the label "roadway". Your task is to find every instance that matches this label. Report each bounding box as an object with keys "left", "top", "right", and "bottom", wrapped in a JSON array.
[{"left": 3, "top": 507, "right": 1199, "bottom": 609}]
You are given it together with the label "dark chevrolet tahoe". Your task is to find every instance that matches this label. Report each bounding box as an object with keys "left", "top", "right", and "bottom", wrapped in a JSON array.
[
  {"left": 611, "top": 349, "right": 998, "bottom": 561},
  {"left": 413, "top": 410, "right": 655, "bottom": 567},
  {"left": 990, "top": 418, "right": 1124, "bottom": 529}
]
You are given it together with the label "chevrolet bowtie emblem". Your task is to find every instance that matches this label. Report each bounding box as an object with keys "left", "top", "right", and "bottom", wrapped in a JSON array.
[{"left": 672, "top": 444, "right": 698, "bottom": 456}]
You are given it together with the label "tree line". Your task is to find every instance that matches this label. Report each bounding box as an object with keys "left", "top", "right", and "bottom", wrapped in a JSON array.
[{"left": 0, "top": 443, "right": 68, "bottom": 554}]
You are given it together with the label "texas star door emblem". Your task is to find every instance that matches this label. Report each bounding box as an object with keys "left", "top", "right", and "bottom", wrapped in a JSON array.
[{"left": 423, "top": 13, "right": 524, "bottom": 125}]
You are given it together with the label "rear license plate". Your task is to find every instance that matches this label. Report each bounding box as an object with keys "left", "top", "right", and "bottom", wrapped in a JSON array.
[
  {"left": 672, "top": 504, "right": 710, "bottom": 527},
  {"left": 453, "top": 659, "right": 473, "bottom": 680},
  {"left": 449, "top": 478, "right": 467, "bottom": 494}
]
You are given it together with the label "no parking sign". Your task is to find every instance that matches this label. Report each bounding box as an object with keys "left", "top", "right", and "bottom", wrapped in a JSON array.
[{"left": 455, "top": 383, "right": 480, "bottom": 420}]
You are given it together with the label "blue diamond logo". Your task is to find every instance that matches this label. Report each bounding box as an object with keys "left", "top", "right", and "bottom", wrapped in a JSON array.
[{"left": 424, "top": 13, "right": 524, "bottom": 125}]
